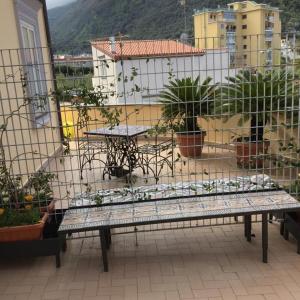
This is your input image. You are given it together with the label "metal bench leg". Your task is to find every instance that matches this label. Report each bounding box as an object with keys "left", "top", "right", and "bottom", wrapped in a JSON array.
[
  {"left": 56, "top": 253, "right": 61, "bottom": 268},
  {"left": 105, "top": 228, "right": 111, "bottom": 249},
  {"left": 280, "top": 220, "right": 284, "bottom": 236},
  {"left": 262, "top": 213, "right": 268, "bottom": 263},
  {"left": 100, "top": 229, "right": 108, "bottom": 272},
  {"left": 244, "top": 215, "right": 252, "bottom": 242},
  {"left": 60, "top": 234, "right": 67, "bottom": 252},
  {"left": 283, "top": 227, "right": 289, "bottom": 240}
]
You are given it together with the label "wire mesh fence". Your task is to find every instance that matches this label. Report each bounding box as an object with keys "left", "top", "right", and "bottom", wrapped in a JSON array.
[{"left": 0, "top": 34, "right": 299, "bottom": 234}]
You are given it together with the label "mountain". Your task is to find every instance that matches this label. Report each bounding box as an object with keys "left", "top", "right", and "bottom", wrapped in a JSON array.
[{"left": 48, "top": 0, "right": 300, "bottom": 53}]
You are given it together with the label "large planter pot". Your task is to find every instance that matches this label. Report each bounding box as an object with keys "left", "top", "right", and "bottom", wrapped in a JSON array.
[
  {"left": 0, "top": 210, "right": 67, "bottom": 268},
  {"left": 40, "top": 199, "right": 55, "bottom": 214},
  {"left": 0, "top": 212, "right": 48, "bottom": 242},
  {"left": 176, "top": 131, "right": 206, "bottom": 158},
  {"left": 235, "top": 139, "right": 270, "bottom": 168}
]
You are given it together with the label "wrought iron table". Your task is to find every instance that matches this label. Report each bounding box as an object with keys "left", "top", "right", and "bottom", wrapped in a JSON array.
[
  {"left": 84, "top": 125, "right": 151, "bottom": 179},
  {"left": 59, "top": 190, "right": 300, "bottom": 271}
]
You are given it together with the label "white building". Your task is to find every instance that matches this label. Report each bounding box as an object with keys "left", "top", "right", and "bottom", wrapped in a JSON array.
[
  {"left": 281, "top": 39, "right": 300, "bottom": 62},
  {"left": 91, "top": 39, "right": 233, "bottom": 105}
]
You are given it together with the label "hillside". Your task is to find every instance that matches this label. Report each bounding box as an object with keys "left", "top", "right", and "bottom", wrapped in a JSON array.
[{"left": 48, "top": 0, "right": 300, "bottom": 53}]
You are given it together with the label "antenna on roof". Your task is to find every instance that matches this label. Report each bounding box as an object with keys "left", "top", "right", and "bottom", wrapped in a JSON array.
[
  {"left": 180, "top": 33, "right": 189, "bottom": 45},
  {"left": 109, "top": 36, "right": 116, "bottom": 54},
  {"left": 179, "top": 0, "right": 187, "bottom": 34}
]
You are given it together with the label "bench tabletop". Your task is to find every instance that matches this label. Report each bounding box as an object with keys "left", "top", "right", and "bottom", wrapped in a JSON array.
[
  {"left": 69, "top": 176, "right": 278, "bottom": 208},
  {"left": 59, "top": 190, "right": 300, "bottom": 233}
]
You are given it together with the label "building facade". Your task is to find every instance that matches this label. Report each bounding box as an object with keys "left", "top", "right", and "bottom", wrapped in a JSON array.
[
  {"left": 91, "top": 39, "right": 233, "bottom": 105},
  {"left": 194, "top": 1, "right": 281, "bottom": 69},
  {"left": 0, "top": 0, "right": 62, "bottom": 177}
]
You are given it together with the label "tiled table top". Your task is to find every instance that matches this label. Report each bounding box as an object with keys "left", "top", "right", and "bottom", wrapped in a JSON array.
[
  {"left": 59, "top": 190, "right": 300, "bottom": 233},
  {"left": 84, "top": 125, "right": 151, "bottom": 137}
]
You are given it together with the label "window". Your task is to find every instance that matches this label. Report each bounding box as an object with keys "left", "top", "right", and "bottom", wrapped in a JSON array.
[
  {"left": 243, "top": 45, "right": 247, "bottom": 49},
  {"left": 244, "top": 54, "right": 247, "bottom": 59},
  {"left": 229, "top": 5, "right": 234, "bottom": 9},
  {"left": 100, "top": 60, "right": 107, "bottom": 77},
  {"left": 17, "top": 1, "right": 49, "bottom": 126},
  {"left": 21, "top": 21, "right": 48, "bottom": 122},
  {"left": 242, "top": 25, "right": 247, "bottom": 29},
  {"left": 243, "top": 36, "right": 247, "bottom": 40},
  {"left": 242, "top": 14, "right": 247, "bottom": 19}
]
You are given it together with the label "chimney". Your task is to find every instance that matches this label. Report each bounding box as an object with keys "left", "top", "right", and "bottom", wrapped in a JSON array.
[{"left": 109, "top": 36, "right": 116, "bottom": 54}]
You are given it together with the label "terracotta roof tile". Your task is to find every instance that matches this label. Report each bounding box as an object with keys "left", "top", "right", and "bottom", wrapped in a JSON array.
[{"left": 91, "top": 39, "right": 205, "bottom": 59}]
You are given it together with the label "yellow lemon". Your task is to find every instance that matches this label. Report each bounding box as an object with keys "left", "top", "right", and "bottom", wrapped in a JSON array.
[
  {"left": 25, "top": 204, "right": 32, "bottom": 210},
  {"left": 0, "top": 208, "right": 4, "bottom": 215},
  {"left": 24, "top": 194, "right": 33, "bottom": 202}
]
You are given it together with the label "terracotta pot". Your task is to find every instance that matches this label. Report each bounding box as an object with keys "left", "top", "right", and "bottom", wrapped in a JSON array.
[
  {"left": 40, "top": 199, "right": 55, "bottom": 213},
  {"left": 0, "top": 213, "right": 48, "bottom": 242},
  {"left": 235, "top": 140, "right": 270, "bottom": 168},
  {"left": 176, "top": 131, "right": 206, "bottom": 158}
]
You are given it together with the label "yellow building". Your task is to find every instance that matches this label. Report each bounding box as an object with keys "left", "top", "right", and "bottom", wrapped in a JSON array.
[
  {"left": 0, "top": 0, "right": 62, "bottom": 178},
  {"left": 194, "top": 1, "right": 281, "bottom": 68}
]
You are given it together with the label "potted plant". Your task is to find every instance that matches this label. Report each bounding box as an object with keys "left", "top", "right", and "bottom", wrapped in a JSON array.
[
  {"left": 215, "top": 69, "right": 297, "bottom": 168},
  {"left": 0, "top": 208, "right": 48, "bottom": 242},
  {"left": 0, "top": 173, "right": 48, "bottom": 242},
  {"left": 27, "top": 170, "right": 56, "bottom": 213},
  {"left": 159, "top": 76, "right": 215, "bottom": 158}
]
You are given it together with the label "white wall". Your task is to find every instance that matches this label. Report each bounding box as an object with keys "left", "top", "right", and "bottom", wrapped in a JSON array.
[
  {"left": 92, "top": 47, "right": 235, "bottom": 105},
  {"left": 92, "top": 46, "right": 117, "bottom": 104}
]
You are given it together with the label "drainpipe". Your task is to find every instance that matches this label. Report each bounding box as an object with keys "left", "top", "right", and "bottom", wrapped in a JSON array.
[{"left": 40, "top": 0, "right": 64, "bottom": 142}]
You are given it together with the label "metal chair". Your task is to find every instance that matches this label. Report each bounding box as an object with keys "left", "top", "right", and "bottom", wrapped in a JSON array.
[
  {"left": 138, "top": 133, "right": 175, "bottom": 183},
  {"left": 76, "top": 122, "right": 107, "bottom": 180}
]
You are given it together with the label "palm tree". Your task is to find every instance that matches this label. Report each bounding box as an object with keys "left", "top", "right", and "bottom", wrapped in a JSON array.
[
  {"left": 159, "top": 76, "right": 215, "bottom": 133},
  {"left": 215, "top": 69, "right": 298, "bottom": 142},
  {"left": 159, "top": 76, "right": 215, "bottom": 157}
]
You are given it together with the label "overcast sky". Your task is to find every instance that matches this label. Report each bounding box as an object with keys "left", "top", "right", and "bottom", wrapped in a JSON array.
[{"left": 46, "top": 0, "right": 75, "bottom": 9}]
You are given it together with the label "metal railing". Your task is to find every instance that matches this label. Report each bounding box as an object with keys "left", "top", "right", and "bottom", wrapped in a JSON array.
[{"left": 0, "top": 34, "right": 299, "bottom": 232}]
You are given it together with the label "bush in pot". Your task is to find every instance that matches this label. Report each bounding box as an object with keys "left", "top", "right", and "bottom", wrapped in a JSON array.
[
  {"left": 27, "top": 170, "right": 56, "bottom": 213},
  {"left": 159, "top": 76, "right": 215, "bottom": 158},
  {"left": 214, "top": 69, "right": 297, "bottom": 168},
  {"left": 0, "top": 207, "right": 48, "bottom": 242},
  {"left": 0, "top": 173, "right": 48, "bottom": 242}
]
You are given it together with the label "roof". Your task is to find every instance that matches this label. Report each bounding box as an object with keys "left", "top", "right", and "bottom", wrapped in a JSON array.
[
  {"left": 194, "top": 1, "right": 279, "bottom": 15},
  {"left": 91, "top": 40, "right": 205, "bottom": 60}
]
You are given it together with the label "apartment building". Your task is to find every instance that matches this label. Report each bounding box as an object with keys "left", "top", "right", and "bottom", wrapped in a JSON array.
[
  {"left": 0, "top": 0, "right": 62, "bottom": 176},
  {"left": 91, "top": 39, "right": 232, "bottom": 105},
  {"left": 194, "top": 1, "right": 281, "bottom": 68}
]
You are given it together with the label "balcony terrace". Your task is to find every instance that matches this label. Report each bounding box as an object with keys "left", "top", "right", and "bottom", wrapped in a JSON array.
[
  {"left": 0, "top": 36, "right": 300, "bottom": 300},
  {"left": 265, "top": 29, "right": 273, "bottom": 42}
]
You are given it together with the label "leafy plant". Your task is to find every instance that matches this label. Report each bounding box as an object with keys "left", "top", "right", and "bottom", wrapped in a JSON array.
[
  {"left": 287, "top": 180, "right": 300, "bottom": 200},
  {"left": 27, "top": 170, "right": 56, "bottom": 205},
  {"left": 215, "top": 69, "right": 298, "bottom": 142},
  {"left": 159, "top": 76, "right": 215, "bottom": 133},
  {"left": 93, "top": 194, "right": 104, "bottom": 206},
  {"left": 0, "top": 208, "right": 41, "bottom": 227}
]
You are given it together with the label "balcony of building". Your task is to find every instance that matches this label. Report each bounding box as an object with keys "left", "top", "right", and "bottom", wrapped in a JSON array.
[{"left": 0, "top": 36, "right": 300, "bottom": 300}]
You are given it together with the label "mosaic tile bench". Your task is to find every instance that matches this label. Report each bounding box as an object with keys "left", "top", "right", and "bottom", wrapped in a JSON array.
[{"left": 59, "top": 188, "right": 300, "bottom": 272}]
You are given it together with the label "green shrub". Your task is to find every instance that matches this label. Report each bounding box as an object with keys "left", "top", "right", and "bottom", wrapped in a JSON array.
[{"left": 0, "top": 208, "right": 41, "bottom": 227}]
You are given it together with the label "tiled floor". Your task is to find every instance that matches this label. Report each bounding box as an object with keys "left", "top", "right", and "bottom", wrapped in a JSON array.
[
  {"left": 1, "top": 221, "right": 300, "bottom": 300},
  {"left": 2, "top": 140, "right": 296, "bottom": 299}
]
